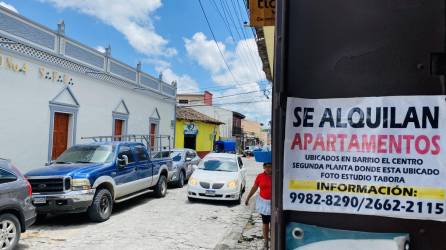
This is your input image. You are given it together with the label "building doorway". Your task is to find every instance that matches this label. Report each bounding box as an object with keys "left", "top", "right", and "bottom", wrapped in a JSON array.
[
  {"left": 184, "top": 134, "right": 197, "bottom": 150},
  {"left": 52, "top": 112, "right": 70, "bottom": 160},
  {"left": 150, "top": 123, "right": 157, "bottom": 150},
  {"left": 114, "top": 119, "right": 124, "bottom": 140}
]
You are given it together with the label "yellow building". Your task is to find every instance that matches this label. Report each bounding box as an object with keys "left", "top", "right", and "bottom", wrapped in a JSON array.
[{"left": 175, "top": 107, "right": 223, "bottom": 158}]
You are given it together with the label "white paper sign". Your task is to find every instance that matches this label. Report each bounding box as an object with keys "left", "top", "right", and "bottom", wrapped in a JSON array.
[{"left": 283, "top": 96, "right": 446, "bottom": 221}]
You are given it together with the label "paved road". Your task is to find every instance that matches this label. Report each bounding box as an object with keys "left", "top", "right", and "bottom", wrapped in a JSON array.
[{"left": 19, "top": 158, "right": 262, "bottom": 250}]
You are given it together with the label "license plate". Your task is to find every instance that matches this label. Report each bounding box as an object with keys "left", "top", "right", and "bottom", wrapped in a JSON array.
[
  {"left": 205, "top": 190, "right": 216, "bottom": 196},
  {"left": 33, "top": 197, "right": 46, "bottom": 204}
]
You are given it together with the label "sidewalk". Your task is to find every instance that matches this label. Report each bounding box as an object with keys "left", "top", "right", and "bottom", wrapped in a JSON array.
[
  {"left": 214, "top": 195, "right": 266, "bottom": 250},
  {"left": 214, "top": 158, "right": 267, "bottom": 250},
  {"left": 234, "top": 211, "right": 265, "bottom": 249}
]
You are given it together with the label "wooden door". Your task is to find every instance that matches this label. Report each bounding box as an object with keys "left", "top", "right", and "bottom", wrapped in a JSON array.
[
  {"left": 52, "top": 112, "right": 70, "bottom": 160},
  {"left": 114, "top": 119, "right": 123, "bottom": 141},
  {"left": 150, "top": 123, "right": 157, "bottom": 150}
]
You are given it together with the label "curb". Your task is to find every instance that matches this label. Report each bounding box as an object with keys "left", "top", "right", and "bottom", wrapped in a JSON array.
[{"left": 214, "top": 200, "right": 256, "bottom": 250}]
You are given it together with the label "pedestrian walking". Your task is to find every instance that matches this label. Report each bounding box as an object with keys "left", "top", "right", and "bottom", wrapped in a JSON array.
[{"left": 245, "top": 162, "right": 272, "bottom": 249}]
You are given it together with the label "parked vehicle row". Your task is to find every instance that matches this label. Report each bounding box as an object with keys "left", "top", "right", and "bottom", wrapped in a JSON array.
[{"left": 0, "top": 137, "right": 254, "bottom": 248}]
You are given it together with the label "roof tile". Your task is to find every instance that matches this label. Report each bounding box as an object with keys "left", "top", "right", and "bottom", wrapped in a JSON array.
[{"left": 176, "top": 107, "right": 224, "bottom": 125}]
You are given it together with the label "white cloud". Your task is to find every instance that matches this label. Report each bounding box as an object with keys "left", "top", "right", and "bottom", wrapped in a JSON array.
[
  {"left": 155, "top": 66, "right": 200, "bottom": 94},
  {"left": 144, "top": 58, "right": 171, "bottom": 70},
  {"left": 40, "top": 0, "right": 198, "bottom": 95},
  {"left": 225, "top": 36, "right": 235, "bottom": 45},
  {"left": 0, "top": 1, "right": 18, "bottom": 13},
  {"left": 40, "top": 0, "right": 176, "bottom": 57},
  {"left": 95, "top": 45, "right": 106, "bottom": 53},
  {"left": 184, "top": 32, "right": 270, "bottom": 123},
  {"left": 184, "top": 32, "right": 228, "bottom": 74}
]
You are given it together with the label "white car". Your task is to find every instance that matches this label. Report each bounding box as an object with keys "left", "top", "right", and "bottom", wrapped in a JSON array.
[{"left": 187, "top": 153, "right": 246, "bottom": 203}]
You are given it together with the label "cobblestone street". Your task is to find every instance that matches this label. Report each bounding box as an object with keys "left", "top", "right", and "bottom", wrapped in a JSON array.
[{"left": 18, "top": 158, "right": 261, "bottom": 250}]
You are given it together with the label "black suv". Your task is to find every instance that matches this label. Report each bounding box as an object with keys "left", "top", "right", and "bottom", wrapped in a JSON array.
[{"left": 0, "top": 159, "right": 36, "bottom": 249}]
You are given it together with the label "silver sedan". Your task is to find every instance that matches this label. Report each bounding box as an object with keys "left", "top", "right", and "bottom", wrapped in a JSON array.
[{"left": 168, "top": 149, "right": 201, "bottom": 188}]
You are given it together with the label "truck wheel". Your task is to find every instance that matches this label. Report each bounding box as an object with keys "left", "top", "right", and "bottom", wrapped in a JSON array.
[
  {"left": 176, "top": 171, "right": 185, "bottom": 188},
  {"left": 154, "top": 175, "right": 167, "bottom": 198},
  {"left": 88, "top": 189, "right": 113, "bottom": 222},
  {"left": 0, "top": 213, "right": 21, "bottom": 250}
]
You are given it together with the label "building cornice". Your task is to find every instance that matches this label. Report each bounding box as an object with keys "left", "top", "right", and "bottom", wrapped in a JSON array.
[{"left": 0, "top": 6, "right": 177, "bottom": 101}]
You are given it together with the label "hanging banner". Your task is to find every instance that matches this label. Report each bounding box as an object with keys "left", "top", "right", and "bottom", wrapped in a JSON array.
[{"left": 283, "top": 96, "right": 446, "bottom": 221}]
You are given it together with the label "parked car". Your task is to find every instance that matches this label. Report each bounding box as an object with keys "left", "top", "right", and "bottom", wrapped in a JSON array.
[
  {"left": 187, "top": 153, "right": 246, "bottom": 204},
  {"left": 167, "top": 149, "right": 200, "bottom": 188},
  {"left": 25, "top": 142, "right": 172, "bottom": 222},
  {"left": 0, "top": 158, "right": 36, "bottom": 250},
  {"left": 151, "top": 150, "right": 177, "bottom": 184}
]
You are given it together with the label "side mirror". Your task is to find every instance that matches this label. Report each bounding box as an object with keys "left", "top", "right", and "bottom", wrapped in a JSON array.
[
  {"left": 45, "top": 161, "right": 53, "bottom": 166},
  {"left": 118, "top": 155, "right": 129, "bottom": 168}
]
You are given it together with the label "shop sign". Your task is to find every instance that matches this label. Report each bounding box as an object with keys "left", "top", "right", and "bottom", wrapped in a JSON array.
[
  {"left": 39, "top": 67, "right": 74, "bottom": 85},
  {"left": 283, "top": 96, "right": 446, "bottom": 221},
  {"left": 249, "top": 0, "right": 275, "bottom": 27},
  {"left": 0, "top": 52, "right": 28, "bottom": 74},
  {"left": 184, "top": 123, "right": 198, "bottom": 135},
  {"left": 0, "top": 50, "right": 74, "bottom": 85}
]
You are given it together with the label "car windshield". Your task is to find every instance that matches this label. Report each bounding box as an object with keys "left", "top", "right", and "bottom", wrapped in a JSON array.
[
  {"left": 55, "top": 145, "right": 114, "bottom": 164},
  {"left": 198, "top": 158, "right": 238, "bottom": 172},
  {"left": 170, "top": 151, "right": 183, "bottom": 162}
]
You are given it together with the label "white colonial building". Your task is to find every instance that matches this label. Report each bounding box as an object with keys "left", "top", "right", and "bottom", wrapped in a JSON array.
[{"left": 0, "top": 6, "right": 177, "bottom": 171}]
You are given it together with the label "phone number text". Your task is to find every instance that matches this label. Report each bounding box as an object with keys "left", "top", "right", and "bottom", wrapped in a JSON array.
[{"left": 289, "top": 192, "right": 444, "bottom": 214}]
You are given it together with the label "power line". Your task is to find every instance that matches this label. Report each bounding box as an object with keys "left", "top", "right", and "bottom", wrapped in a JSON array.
[
  {"left": 212, "top": 99, "right": 271, "bottom": 106},
  {"left": 241, "top": 0, "right": 259, "bottom": 38},
  {"left": 220, "top": 0, "right": 253, "bottom": 68},
  {"left": 195, "top": 0, "right": 269, "bottom": 100},
  {"left": 198, "top": 0, "right": 240, "bottom": 85},
  {"left": 210, "top": 0, "right": 236, "bottom": 43},
  {"left": 213, "top": 88, "right": 271, "bottom": 99},
  {"left": 232, "top": 0, "right": 245, "bottom": 25},
  {"left": 180, "top": 99, "right": 271, "bottom": 108},
  {"left": 222, "top": 0, "right": 264, "bottom": 81},
  {"left": 181, "top": 80, "right": 270, "bottom": 94},
  {"left": 210, "top": 0, "right": 259, "bottom": 81},
  {"left": 230, "top": 0, "right": 265, "bottom": 80},
  {"left": 180, "top": 87, "right": 272, "bottom": 103}
]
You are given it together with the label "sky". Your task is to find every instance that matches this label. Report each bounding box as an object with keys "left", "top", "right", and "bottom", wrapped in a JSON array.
[{"left": 0, "top": 0, "right": 271, "bottom": 124}]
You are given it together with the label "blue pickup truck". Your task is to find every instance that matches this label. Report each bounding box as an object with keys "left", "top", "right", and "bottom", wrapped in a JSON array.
[{"left": 25, "top": 141, "right": 172, "bottom": 222}]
